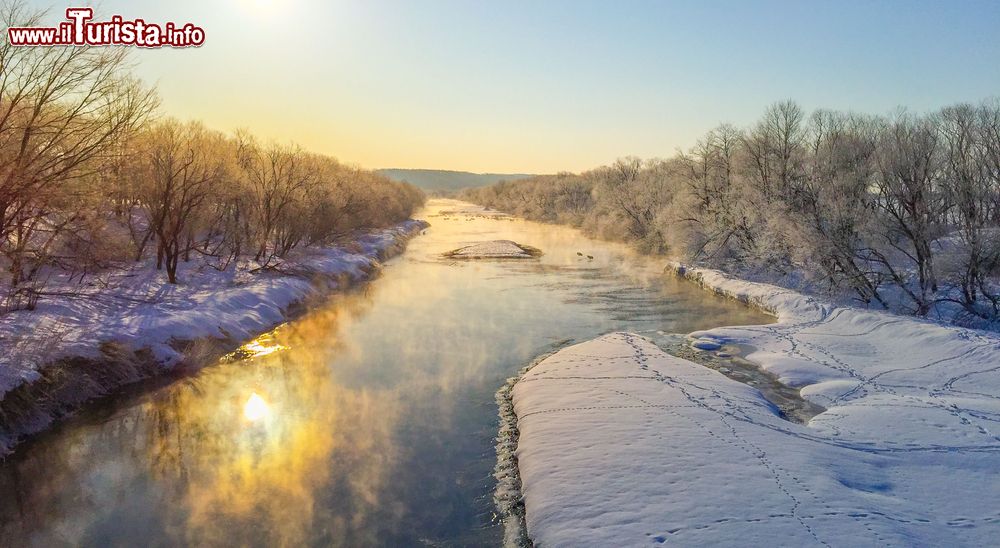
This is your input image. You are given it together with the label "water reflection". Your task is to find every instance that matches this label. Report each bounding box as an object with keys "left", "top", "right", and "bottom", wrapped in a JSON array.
[
  {"left": 242, "top": 392, "right": 270, "bottom": 422},
  {"left": 0, "top": 199, "right": 772, "bottom": 546},
  {"left": 225, "top": 335, "right": 288, "bottom": 361}
]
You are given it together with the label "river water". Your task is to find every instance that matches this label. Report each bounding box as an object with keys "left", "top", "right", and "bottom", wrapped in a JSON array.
[{"left": 0, "top": 199, "right": 772, "bottom": 547}]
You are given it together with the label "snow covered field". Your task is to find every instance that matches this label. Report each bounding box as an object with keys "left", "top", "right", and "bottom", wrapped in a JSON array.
[
  {"left": 0, "top": 220, "right": 426, "bottom": 454},
  {"left": 511, "top": 265, "right": 1000, "bottom": 546}
]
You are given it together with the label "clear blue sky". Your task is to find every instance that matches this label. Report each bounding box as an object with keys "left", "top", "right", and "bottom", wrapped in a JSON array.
[{"left": 23, "top": 0, "right": 1000, "bottom": 172}]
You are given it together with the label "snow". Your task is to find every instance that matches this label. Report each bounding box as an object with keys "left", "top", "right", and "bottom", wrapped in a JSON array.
[
  {"left": 0, "top": 220, "right": 427, "bottom": 399},
  {"left": 511, "top": 264, "right": 1000, "bottom": 546},
  {"left": 446, "top": 240, "right": 539, "bottom": 259}
]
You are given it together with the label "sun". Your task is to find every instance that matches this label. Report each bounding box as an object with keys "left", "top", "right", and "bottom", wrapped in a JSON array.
[{"left": 239, "top": 0, "right": 280, "bottom": 17}]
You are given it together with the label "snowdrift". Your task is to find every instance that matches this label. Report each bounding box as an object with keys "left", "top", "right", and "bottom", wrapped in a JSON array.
[{"left": 512, "top": 264, "right": 1000, "bottom": 546}]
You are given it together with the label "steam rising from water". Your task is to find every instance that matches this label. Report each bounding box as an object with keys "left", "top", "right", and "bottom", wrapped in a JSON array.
[{"left": 0, "top": 199, "right": 772, "bottom": 545}]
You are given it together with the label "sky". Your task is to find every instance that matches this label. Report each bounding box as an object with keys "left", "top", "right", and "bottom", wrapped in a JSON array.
[{"left": 23, "top": 0, "right": 1000, "bottom": 173}]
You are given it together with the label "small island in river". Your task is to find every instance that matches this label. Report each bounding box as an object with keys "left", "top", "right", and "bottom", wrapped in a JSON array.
[{"left": 444, "top": 240, "right": 542, "bottom": 259}]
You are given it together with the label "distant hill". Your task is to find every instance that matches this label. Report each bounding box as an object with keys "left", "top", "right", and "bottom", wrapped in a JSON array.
[{"left": 377, "top": 169, "right": 534, "bottom": 192}]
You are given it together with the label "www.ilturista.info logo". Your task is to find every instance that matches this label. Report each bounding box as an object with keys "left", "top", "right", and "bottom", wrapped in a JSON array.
[{"left": 7, "top": 8, "right": 204, "bottom": 47}]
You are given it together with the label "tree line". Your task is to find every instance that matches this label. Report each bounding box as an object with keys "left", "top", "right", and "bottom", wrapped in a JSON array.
[
  {"left": 463, "top": 100, "right": 1000, "bottom": 325},
  {"left": 0, "top": 2, "right": 423, "bottom": 310}
]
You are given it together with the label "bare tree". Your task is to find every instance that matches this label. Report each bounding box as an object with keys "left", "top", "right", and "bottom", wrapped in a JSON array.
[
  {"left": 235, "top": 134, "right": 319, "bottom": 264},
  {"left": 0, "top": 2, "right": 156, "bottom": 290},
  {"left": 870, "top": 111, "right": 946, "bottom": 315},
  {"left": 135, "top": 120, "right": 225, "bottom": 283},
  {"left": 937, "top": 103, "right": 1000, "bottom": 318}
]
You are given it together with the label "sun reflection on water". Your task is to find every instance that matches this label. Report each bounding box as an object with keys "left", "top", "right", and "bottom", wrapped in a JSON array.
[
  {"left": 0, "top": 199, "right": 775, "bottom": 546},
  {"left": 243, "top": 392, "right": 271, "bottom": 422},
  {"left": 225, "top": 336, "right": 290, "bottom": 362},
  {"left": 243, "top": 339, "right": 288, "bottom": 357}
]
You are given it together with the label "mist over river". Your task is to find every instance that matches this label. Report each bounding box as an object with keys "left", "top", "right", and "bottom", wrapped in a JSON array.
[{"left": 0, "top": 199, "right": 770, "bottom": 546}]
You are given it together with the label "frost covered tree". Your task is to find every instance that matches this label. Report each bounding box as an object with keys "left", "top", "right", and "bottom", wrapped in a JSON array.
[
  {"left": 937, "top": 102, "right": 1000, "bottom": 319},
  {"left": 134, "top": 120, "right": 227, "bottom": 283},
  {"left": 462, "top": 98, "right": 1000, "bottom": 325},
  {"left": 868, "top": 112, "right": 947, "bottom": 315},
  {"left": 0, "top": 2, "right": 156, "bottom": 291}
]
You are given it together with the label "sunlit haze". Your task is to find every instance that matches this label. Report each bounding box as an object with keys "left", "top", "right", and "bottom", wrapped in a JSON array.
[{"left": 25, "top": 0, "right": 1000, "bottom": 172}]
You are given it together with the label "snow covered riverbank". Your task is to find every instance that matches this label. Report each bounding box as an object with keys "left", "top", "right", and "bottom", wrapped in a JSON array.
[
  {"left": 0, "top": 220, "right": 427, "bottom": 456},
  {"left": 510, "top": 265, "right": 1000, "bottom": 546}
]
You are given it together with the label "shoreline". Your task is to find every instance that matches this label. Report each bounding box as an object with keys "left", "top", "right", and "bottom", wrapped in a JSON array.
[
  {"left": 492, "top": 261, "right": 825, "bottom": 546},
  {"left": 494, "top": 351, "right": 556, "bottom": 548},
  {"left": 0, "top": 220, "right": 428, "bottom": 457}
]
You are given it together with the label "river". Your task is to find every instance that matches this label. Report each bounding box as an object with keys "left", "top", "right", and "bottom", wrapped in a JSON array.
[{"left": 0, "top": 199, "right": 772, "bottom": 547}]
